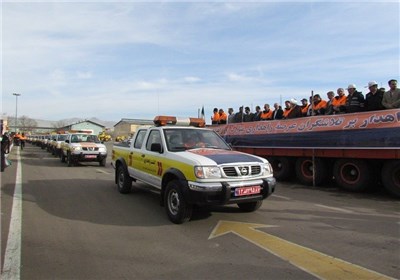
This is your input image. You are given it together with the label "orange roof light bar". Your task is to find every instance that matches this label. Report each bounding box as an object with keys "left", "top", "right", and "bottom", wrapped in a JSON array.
[
  {"left": 68, "top": 129, "right": 93, "bottom": 134},
  {"left": 153, "top": 116, "right": 205, "bottom": 127}
]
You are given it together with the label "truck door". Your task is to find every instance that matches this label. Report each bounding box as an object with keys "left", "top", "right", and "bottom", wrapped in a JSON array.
[
  {"left": 129, "top": 129, "right": 148, "bottom": 179},
  {"left": 140, "top": 130, "right": 164, "bottom": 188}
]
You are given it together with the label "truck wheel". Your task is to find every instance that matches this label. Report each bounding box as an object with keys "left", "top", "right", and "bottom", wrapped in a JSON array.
[
  {"left": 295, "top": 157, "right": 327, "bottom": 186},
  {"left": 269, "top": 157, "right": 293, "bottom": 181},
  {"left": 333, "top": 159, "right": 371, "bottom": 192},
  {"left": 117, "top": 165, "right": 132, "bottom": 194},
  {"left": 61, "top": 152, "right": 66, "bottom": 163},
  {"left": 99, "top": 158, "right": 106, "bottom": 167},
  {"left": 381, "top": 160, "right": 400, "bottom": 198},
  {"left": 67, "top": 153, "right": 73, "bottom": 167},
  {"left": 237, "top": 200, "right": 262, "bottom": 212},
  {"left": 164, "top": 180, "right": 192, "bottom": 224}
]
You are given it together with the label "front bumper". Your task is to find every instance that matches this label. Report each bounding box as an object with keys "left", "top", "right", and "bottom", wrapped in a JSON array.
[
  {"left": 184, "top": 177, "right": 276, "bottom": 206},
  {"left": 71, "top": 152, "right": 107, "bottom": 162}
]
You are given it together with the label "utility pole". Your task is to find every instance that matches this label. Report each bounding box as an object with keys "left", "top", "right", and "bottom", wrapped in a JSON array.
[{"left": 13, "top": 93, "right": 21, "bottom": 132}]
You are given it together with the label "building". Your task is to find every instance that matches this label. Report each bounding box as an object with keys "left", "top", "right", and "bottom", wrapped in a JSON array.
[
  {"left": 113, "top": 118, "right": 153, "bottom": 138},
  {"left": 58, "top": 120, "right": 106, "bottom": 135}
]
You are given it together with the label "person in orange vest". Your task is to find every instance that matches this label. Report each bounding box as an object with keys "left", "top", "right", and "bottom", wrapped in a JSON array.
[
  {"left": 260, "top": 104, "right": 273, "bottom": 120},
  {"left": 19, "top": 133, "right": 27, "bottom": 150},
  {"left": 218, "top": 109, "right": 227, "bottom": 124},
  {"left": 300, "top": 98, "right": 309, "bottom": 117},
  {"left": 331, "top": 88, "right": 347, "bottom": 114},
  {"left": 211, "top": 108, "right": 220, "bottom": 125},
  {"left": 13, "top": 132, "right": 21, "bottom": 146},
  {"left": 282, "top": 100, "right": 292, "bottom": 118},
  {"left": 311, "top": 94, "right": 328, "bottom": 115}
]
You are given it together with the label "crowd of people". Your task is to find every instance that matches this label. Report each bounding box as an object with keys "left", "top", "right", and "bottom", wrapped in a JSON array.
[
  {"left": 1, "top": 132, "right": 27, "bottom": 172},
  {"left": 211, "top": 79, "right": 400, "bottom": 124}
]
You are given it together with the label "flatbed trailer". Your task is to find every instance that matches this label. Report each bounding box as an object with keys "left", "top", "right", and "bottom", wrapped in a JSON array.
[{"left": 212, "top": 109, "right": 400, "bottom": 197}]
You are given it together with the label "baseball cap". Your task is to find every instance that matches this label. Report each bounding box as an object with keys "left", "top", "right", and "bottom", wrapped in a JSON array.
[{"left": 365, "top": 81, "right": 378, "bottom": 88}]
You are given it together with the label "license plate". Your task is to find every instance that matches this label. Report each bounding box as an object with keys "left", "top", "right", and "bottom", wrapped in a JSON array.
[
  {"left": 85, "top": 155, "right": 97, "bottom": 159},
  {"left": 234, "top": 186, "right": 261, "bottom": 196}
]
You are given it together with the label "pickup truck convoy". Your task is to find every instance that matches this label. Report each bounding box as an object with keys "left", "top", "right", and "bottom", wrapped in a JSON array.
[
  {"left": 60, "top": 131, "right": 107, "bottom": 167},
  {"left": 212, "top": 109, "right": 400, "bottom": 197},
  {"left": 111, "top": 116, "right": 276, "bottom": 224},
  {"left": 49, "top": 133, "right": 68, "bottom": 157}
]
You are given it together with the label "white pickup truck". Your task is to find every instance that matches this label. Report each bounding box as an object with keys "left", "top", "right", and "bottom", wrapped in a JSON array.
[
  {"left": 60, "top": 132, "right": 107, "bottom": 167},
  {"left": 111, "top": 116, "right": 276, "bottom": 224}
]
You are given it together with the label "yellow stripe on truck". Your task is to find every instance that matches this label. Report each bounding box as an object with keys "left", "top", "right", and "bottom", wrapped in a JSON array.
[{"left": 130, "top": 151, "right": 196, "bottom": 181}]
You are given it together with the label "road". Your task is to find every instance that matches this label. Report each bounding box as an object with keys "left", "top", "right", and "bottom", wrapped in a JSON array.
[{"left": 1, "top": 142, "right": 399, "bottom": 279}]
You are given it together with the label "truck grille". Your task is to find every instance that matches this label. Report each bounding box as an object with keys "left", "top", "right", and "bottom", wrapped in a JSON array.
[
  {"left": 222, "top": 165, "right": 262, "bottom": 177},
  {"left": 82, "top": 147, "right": 99, "bottom": 151}
]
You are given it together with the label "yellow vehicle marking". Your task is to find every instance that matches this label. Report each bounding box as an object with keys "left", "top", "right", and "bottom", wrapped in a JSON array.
[
  {"left": 127, "top": 150, "right": 195, "bottom": 180},
  {"left": 209, "top": 221, "right": 394, "bottom": 280}
]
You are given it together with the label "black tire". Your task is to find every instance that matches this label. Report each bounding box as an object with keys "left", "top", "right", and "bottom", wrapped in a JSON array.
[
  {"left": 117, "top": 165, "right": 132, "bottom": 194},
  {"left": 100, "top": 158, "right": 106, "bottom": 167},
  {"left": 269, "top": 157, "right": 294, "bottom": 181},
  {"left": 333, "top": 159, "right": 371, "bottom": 192},
  {"left": 381, "top": 160, "right": 400, "bottom": 198},
  {"left": 295, "top": 157, "right": 328, "bottom": 186},
  {"left": 237, "top": 200, "right": 263, "bottom": 212},
  {"left": 67, "top": 153, "right": 73, "bottom": 167},
  {"left": 61, "top": 152, "right": 66, "bottom": 163},
  {"left": 164, "top": 180, "right": 192, "bottom": 224}
]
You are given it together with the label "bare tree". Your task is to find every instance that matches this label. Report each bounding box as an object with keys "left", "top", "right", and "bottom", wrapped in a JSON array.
[
  {"left": 53, "top": 121, "right": 67, "bottom": 130},
  {"left": 8, "top": 115, "right": 37, "bottom": 133},
  {"left": 19, "top": 115, "right": 38, "bottom": 132}
]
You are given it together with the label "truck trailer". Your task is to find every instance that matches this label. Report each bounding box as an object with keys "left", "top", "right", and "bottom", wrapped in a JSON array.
[{"left": 212, "top": 109, "right": 400, "bottom": 197}]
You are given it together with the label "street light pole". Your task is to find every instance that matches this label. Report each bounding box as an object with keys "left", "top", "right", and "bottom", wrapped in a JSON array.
[{"left": 13, "top": 93, "right": 21, "bottom": 132}]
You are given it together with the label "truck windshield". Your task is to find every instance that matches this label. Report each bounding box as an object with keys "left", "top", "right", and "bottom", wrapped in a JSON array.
[
  {"left": 71, "top": 134, "right": 100, "bottom": 143},
  {"left": 164, "top": 128, "right": 231, "bottom": 152}
]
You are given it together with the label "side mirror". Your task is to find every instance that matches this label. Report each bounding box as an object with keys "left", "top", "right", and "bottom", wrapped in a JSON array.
[
  {"left": 65, "top": 140, "right": 70, "bottom": 143},
  {"left": 151, "top": 143, "right": 163, "bottom": 153}
]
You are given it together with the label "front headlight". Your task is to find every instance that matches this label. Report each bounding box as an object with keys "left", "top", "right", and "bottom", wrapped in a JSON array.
[
  {"left": 99, "top": 147, "right": 106, "bottom": 152},
  {"left": 194, "top": 166, "right": 222, "bottom": 179},
  {"left": 71, "top": 146, "right": 81, "bottom": 151},
  {"left": 263, "top": 162, "right": 273, "bottom": 175}
]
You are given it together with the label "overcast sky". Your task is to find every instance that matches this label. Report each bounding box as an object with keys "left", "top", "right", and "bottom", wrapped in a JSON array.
[{"left": 1, "top": 1, "right": 399, "bottom": 124}]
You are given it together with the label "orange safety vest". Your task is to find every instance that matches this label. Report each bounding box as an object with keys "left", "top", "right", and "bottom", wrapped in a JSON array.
[
  {"left": 219, "top": 112, "right": 227, "bottom": 122},
  {"left": 283, "top": 108, "right": 292, "bottom": 118},
  {"left": 332, "top": 95, "right": 347, "bottom": 106},
  {"left": 260, "top": 110, "right": 273, "bottom": 120},
  {"left": 212, "top": 112, "right": 220, "bottom": 122},
  {"left": 313, "top": 100, "right": 327, "bottom": 111},
  {"left": 301, "top": 104, "right": 309, "bottom": 115}
]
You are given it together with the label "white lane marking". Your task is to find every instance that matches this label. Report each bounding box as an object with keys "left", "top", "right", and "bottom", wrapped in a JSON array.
[
  {"left": 96, "top": 169, "right": 110, "bottom": 174},
  {"left": 272, "top": 194, "right": 291, "bottom": 200},
  {"left": 315, "top": 204, "right": 354, "bottom": 214},
  {"left": 2, "top": 148, "right": 22, "bottom": 280}
]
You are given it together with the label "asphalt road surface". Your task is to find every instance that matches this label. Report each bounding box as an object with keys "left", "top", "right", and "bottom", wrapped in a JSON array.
[{"left": 1, "top": 142, "right": 399, "bottom": 280}]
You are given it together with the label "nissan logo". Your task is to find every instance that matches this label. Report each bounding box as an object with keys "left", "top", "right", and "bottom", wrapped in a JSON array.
[{"left": 240, "top": 167, "right": 249, "bottom": 176}]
